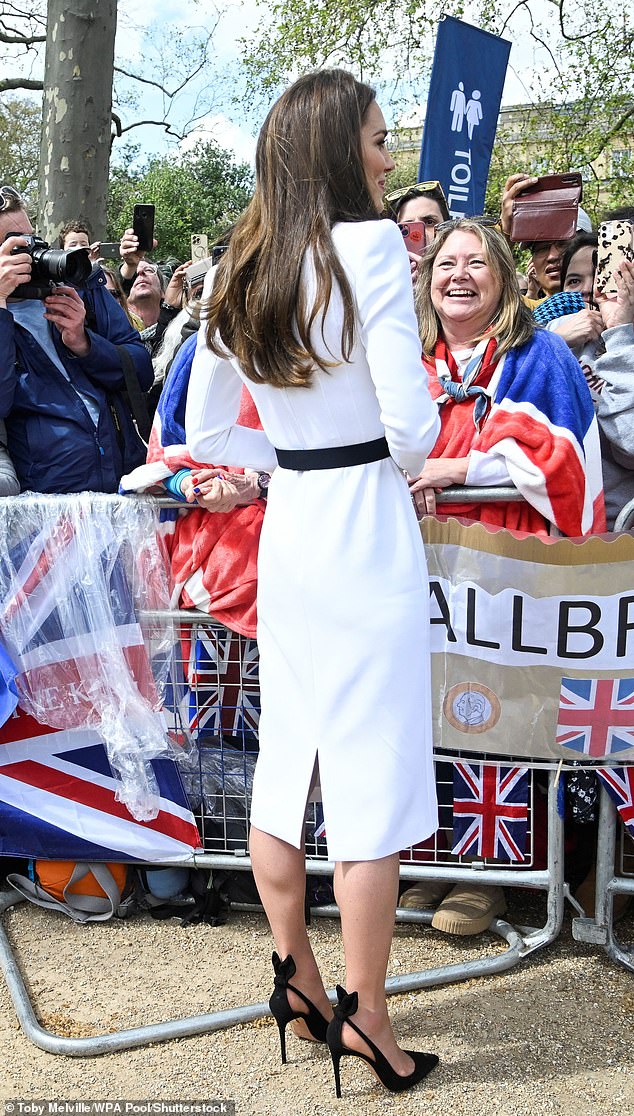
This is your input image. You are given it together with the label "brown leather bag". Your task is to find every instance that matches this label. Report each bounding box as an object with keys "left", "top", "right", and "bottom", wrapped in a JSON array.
[{"left": 509, "top": 173, "right": 583, "bottom": 244}]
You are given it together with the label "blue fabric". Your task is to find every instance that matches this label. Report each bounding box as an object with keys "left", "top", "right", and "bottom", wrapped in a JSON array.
[
  {"left": 419, "top": 17, "right": 511, "bottom": 216},
  {"left": 156, "top": 332, "right": 197, "bottom": 447},
  {"left": 163, "top": 468, "right": 191, "bottom": 501},
  {"left": 0, "top": 641, "right": 18, "bottom": 730},
  {"left": 494, "top": 329, "right": 596, "bottom": 439},
  {"left": 532, "top": 290, "right": 585, "bottom": 326},
  {"left": 0, "top": 267, "right": 154, "bottom": 494},
  {"left": 10, "top": 300, "right": 101, "bottom": 425}
]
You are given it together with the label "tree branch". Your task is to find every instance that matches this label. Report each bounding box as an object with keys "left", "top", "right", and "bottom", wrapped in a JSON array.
[
  {"left": 0, "top": 77, "right": 43, "bottom": 92},
  {"left": 0, "top": 29, "right": 46, "bottom": 44},
  {"left": 114, "top": 118, "right": 186, "bottom": 141}
]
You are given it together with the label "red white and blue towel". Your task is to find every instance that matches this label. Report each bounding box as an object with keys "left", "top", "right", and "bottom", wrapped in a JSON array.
[
  {"left": 120, "top": 334, "right": 264, "bottom": 638},
  {"left": 425, "top": 330, "right": 605, "bottom": 536}
]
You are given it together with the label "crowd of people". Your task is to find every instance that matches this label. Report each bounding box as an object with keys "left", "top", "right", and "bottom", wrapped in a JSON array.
[{"left": 0, "top": 65, "right": 633, "bottom": 1097}]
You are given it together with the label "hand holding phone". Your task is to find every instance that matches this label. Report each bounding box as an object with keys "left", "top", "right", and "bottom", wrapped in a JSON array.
[
  {"left": 133, "top": 204, "right": 155, "bottom": 253},
  {"left": 398, "top": 221, "right": 428, "bottom": 256},
  {"left": 596, "top": 220, "right": 634, "bottom": 298}
]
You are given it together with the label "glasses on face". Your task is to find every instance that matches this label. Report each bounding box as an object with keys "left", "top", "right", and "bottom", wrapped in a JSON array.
[
  {"left": 0, "top": 185, "right": 23, "bottom": 212},
  {"left": 526, "top": 240, "right": 568, "bottom": 257},
  {"left": 384, "top": 181, "right": 442, "bottom": 207},
  {"left": 137, "top": 264, "right": 159, "bottom": 277}
]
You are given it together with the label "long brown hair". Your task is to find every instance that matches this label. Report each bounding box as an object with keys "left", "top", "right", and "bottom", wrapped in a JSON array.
[
  {"left": 203, "top": 69, "right": 379, "bottom": 388},
  {"left": 415, "top": 220, "right": 535, "bottom": 358}
]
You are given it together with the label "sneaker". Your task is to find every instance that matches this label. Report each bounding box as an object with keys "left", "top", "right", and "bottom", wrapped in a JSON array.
[
  {"left": 399, "top": 880, "right": 453, "bottom": 910},
  {"left": 431, "top": 883, "right": 506, "bottom": 935}
]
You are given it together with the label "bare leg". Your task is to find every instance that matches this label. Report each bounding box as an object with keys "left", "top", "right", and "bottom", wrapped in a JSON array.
[
  {"left": 249, "top": 825, "right": 332, "bottom": 1032},
  {"left": 334, "top": 853, "right": 414, "bottom": 1076}
]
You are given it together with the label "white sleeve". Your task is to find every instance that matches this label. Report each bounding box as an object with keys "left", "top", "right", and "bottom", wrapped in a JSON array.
[
  {"left": 339, "top": 220, "right": 440, "bottom": 476},
  {"left": 185, "top": 321, "right": 277, "bottom": 472},
  {"left": 466, "top": 449, "right": 513, "bottom": 486}
]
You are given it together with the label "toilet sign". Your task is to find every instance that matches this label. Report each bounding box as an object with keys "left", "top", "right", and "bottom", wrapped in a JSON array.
[{"left": 418, "top": 16, "right": 511, "bottom": 217}]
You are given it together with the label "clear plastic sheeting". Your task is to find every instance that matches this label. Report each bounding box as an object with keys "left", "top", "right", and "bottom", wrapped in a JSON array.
[{"left": 0, "top": 492, "right": 177, "bottom": 821}]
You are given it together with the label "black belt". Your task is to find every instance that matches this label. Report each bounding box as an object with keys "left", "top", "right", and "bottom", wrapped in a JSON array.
[{"left": 274, "top": 437, "right": 390, "bottom": 471}]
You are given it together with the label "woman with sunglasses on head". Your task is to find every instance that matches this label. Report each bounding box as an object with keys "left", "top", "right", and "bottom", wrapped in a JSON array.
[
  {"left": 401, "top": 218, "right": 606, "bottom": 934},
  {"left": 385, "top": 181, "right": 450, "bottom": 283},
  {"left": 186, "top": 68, "right": 441, "bottom": 1097}
]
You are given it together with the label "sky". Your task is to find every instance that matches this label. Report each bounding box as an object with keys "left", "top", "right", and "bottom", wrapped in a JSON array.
[
  {"left": 114, "top": 0, "right": 550, "bottom": 171},
  {"left": 3, "top": 0, "right": 563, "bottom": 171}
]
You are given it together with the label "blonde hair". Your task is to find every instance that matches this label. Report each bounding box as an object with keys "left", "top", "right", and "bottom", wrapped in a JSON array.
[{"left": 415, "top": 219, "right": 535, "bottom": 358}]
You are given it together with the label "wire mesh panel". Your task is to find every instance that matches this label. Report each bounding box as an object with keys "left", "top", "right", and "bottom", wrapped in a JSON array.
[{"left": 157, "top": 610, "right": 544, "bottom": 874}]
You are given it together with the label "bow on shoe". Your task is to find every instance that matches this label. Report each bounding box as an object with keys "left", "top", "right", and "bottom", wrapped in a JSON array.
[
  {"left": 333, "top": 985, "right": 359, "bottom": 1020},
  {"left": 272, "top": 951, "right": 297, "bottom": 987}
]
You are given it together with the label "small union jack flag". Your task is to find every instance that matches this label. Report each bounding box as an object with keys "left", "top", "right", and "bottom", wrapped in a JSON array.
[
  {"left": 556, "top": 677, "right": 634, "bottom": 760},
  {"left": 186, "top": 627, "right": 260, "bottom": 747},
  {"left": 452, "top": 763, "right": 529, "bottom": 862},
  {"left": 596, "top": 767, "right": 634, "bottom": 836}
]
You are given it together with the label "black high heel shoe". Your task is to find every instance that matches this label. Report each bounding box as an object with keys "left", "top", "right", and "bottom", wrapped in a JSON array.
[
  {"left": 326, "top": 985, "right": 438, "bottom": 1097},
  {"left": 268, "top": 951, "right": 330, "bottom": 1064}
]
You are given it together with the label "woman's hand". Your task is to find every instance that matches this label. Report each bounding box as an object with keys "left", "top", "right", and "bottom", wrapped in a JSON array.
[
  {"left": 181, "top": 467, "right": 262, "bottom": 511},
  {"left": 551, "top": 308, "right": 604, "bottom": 348},
  {"left": 408, "top": 457, "right": 470, "bottom": 516},
  {"left": 596, "top": 260, "right": 634, "bottom": 331}
]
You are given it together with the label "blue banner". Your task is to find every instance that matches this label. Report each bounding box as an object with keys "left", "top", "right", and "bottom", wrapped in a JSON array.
[{"left": 418, "top": 16, "right": 511, "bottom": 217}]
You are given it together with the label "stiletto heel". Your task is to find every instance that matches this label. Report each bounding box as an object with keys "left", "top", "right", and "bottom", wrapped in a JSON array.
[
  {"left": 268, "top": 952, "right": 330, "bottom": 1064},
  {"left": 326, "top": 984, "right": 438, "bottom": 1096},
  {"left": 332, "top": 1052, "right": 342, "bottom": 1099}
]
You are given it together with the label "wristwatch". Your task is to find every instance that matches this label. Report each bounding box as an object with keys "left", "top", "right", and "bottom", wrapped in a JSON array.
[{"left": 257, "top": 472, "right": 271, "bottom": 498}]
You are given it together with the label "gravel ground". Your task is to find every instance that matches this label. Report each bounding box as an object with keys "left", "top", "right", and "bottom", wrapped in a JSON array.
[{"left": 0, "top": 890, "right": 633, "bottom": 1115}]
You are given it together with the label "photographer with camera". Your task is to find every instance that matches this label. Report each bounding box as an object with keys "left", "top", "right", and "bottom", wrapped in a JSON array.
[{"left": 0, "top": 185, "right": 153, "bottom": 494}]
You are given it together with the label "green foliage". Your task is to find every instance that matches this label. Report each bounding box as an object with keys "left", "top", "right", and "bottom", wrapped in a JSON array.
[
  {"left": 0, "top": 95, "right": 42, "bottom": 209},
  {"left": 242, "top": 0, "right": 634, "bottom": 214},
  {"left": 106, "top": 141, "right": 254, "bottom": 261}
]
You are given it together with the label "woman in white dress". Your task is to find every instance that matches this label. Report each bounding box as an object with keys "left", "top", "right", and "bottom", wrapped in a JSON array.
[{"left": 185, "top": 69, "right": 440, "bottom": 1097}]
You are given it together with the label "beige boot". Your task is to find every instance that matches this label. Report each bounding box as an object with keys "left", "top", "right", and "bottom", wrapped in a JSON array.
[
  {"left": 399, "top": 880, "right": 453, "bottom": 910},
  {"left": 431, "top": 883, "right": 506, "bottom": 935}
]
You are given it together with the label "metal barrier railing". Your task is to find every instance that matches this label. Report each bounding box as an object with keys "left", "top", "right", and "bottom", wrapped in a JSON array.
[{"left": 0, "top": 483, "right": 627, "bottom": 1054}]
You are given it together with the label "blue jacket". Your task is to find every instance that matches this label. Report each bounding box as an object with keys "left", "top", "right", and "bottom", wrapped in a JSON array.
[{"left": 0, "top": 267, "right": 154, "bottom": 494}]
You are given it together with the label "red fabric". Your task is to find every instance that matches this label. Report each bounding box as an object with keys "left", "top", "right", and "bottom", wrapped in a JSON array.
[{"left": 424, "top": 340, "right": 549, "bottom": 535}]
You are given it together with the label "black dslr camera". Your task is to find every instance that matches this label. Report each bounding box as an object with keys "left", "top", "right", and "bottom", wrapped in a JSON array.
[{"left": 7, "top": 233, "right": 92, "bottom": 299}]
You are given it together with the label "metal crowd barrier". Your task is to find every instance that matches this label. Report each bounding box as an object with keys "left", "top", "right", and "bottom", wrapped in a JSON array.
[{"left": 0, "top": 485, "right": 623, "bottom": 1054}]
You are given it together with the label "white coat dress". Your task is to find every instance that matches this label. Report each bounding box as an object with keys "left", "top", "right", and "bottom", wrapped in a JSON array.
[{"left": 186, "top": 219, "right": 440, "bottom": 861}]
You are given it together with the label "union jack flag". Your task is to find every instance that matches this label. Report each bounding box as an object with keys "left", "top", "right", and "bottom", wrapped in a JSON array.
[
  {"left": 185, "top": 626, "right": 260, "bottom": 748},
  {"left": 596, "top": 767, "right": 634, "bottom": 836},
  {"left": 556, "top": 677, "right": 634, "bottom": 760},
  {"left": 452, "top": 763, "right": 529, "bottom": 862},
  {"left": 0, "top": 706, "right": 201, "bottom": 862}
]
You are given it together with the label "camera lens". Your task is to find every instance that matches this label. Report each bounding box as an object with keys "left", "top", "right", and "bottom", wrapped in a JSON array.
[{"left": 31, "top": 243, "right": 92, "bottom": 285}]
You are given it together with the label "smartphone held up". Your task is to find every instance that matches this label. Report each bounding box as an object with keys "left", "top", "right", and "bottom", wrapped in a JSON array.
[
  {"left": 596, "top": 220, "right": 634, "bottom": 299},
  {"left": 133, "top": 204, "right": 155, "bottom": 252}
]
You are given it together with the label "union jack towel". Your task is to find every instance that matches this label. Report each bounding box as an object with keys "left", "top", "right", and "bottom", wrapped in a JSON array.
[
  {"left": 556, "top": 677, "right": 634, "bottom": 760},
  {"left": 425, "top": 329, "right": 605, "bottom": 536},
  {"left": 0, "top": 494, "right": 174, "bottom": 821},
  {"left": 452, "top": 762, "right": 529, "bottom": 861},
  {"left": 596, "top": 766, "right": 634, "bottom": 836},
  {"left": 184, "top": 626, "right": 260, "bottom": 748},
  {"left": 120, "top": 333, "right": 264, "bottom": 638},
  {"left": 0, "top": 706, "right": 201, "bottom": 862}
]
